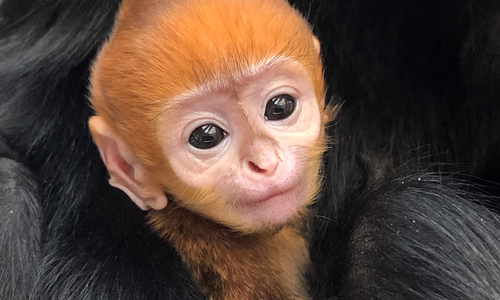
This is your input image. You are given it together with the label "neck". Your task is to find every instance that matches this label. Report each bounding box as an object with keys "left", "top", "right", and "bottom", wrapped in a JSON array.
[{"left": 148, "top": 203, "right": 310, "bottom": 300}]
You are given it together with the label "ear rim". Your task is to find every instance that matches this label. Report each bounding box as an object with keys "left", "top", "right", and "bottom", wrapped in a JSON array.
[
  {"left": 312, "top": 36, "right": 321, "bottom": 54},
  {"left": 88, "top": 116, "right": 168, "bottom": 211}
]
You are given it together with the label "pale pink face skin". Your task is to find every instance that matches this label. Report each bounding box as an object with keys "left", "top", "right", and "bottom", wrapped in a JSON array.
[{"left": 158, "top": 59, "right": 322, "bottom": 229}]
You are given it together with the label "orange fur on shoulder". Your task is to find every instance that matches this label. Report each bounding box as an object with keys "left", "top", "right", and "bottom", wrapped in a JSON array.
[{"left": 149, "top": 203, "right": 310, "bottom": 300}]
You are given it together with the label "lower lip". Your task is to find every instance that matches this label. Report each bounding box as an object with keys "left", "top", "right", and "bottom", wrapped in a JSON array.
[{"left": 241, "top": 186, "right": 308, "bottom": 226}]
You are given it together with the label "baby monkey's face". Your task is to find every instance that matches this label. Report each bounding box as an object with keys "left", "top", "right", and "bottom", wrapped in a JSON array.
[
  {"left": 88, "top": 0, "right": 330, "bottom": 233},
  {"left": 158, "top": 59, "right": 325, "bottom": 232}
]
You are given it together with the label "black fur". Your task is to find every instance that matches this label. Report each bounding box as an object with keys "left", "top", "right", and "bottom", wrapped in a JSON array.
[
  {"left": 0, "top": 137, "right": 39, "bottom": 300},
  {"left": 297, "top": 0, "right": 500, "bottom": 298},
  {"left": 341, "top": 176, "right": 500, "bottom": 300},
  {"left": 1, "top": 0, "right": 500, "bottom": 299},
  {"left": 0, "top": 0, "right": 204, "bottom": 299},
  {"left": 308, "top": 174, "right": 500, "bottom": 300}
]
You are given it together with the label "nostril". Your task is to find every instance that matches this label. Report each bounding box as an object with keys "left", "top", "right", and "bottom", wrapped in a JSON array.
[{"left": 249, "top": 161, "right": 265, "bottom": 173}]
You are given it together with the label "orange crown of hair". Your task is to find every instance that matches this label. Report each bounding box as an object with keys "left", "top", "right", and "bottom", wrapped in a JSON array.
[{"left": 89, "top": 0, "right": 324, "bottom": 166}]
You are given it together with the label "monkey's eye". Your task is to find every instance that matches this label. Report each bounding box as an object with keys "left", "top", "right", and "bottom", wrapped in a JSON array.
[
  {"left": 189, "top": 124, "right": 226, "bottom": 149},
  {"left": 264, "top": 94, "right": 296, "bottom": 121}
]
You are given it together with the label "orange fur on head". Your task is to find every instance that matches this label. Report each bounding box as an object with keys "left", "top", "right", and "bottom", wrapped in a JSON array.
[{"left": 90, "top": 0, "right": 326, "bottom": 180}]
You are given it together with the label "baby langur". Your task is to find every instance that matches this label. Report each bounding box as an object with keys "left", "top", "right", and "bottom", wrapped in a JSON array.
[{"left": 88, "top": 0, "right": 335, "bottom": 298}]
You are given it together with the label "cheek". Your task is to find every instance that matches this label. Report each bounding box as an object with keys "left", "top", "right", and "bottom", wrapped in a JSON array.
[
  {"left": 164, "top": 142, "right": 236, "bottom": 192},
  {"left": 273, "top": 106, "right": 322, "bottom": 149},
  {"left": 298, "top": 100, "right": 322, "bottom": 142}
]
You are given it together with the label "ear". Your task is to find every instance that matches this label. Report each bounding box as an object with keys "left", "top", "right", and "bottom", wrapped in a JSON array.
[
  {"left": 88, "top": 116, "right": 168, "bottom": 211},
  {"left": 312, "top": 36, "right": 321, "bottom": 54}
]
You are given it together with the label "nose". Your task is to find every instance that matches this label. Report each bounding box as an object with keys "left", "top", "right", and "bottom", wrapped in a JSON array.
[{"left": 244, "top": 140, "right": 280, "bottom": 177}]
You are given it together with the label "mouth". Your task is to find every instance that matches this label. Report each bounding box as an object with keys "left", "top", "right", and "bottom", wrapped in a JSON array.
[
  {"left": 240, "top": 184, "right": 310, "bottom": 214},
  {"left": 245, "top": 188, "right": 294, "bottom": 206},
  {"left": 235, "top": 184, "right": 309, "bottom": 228}
]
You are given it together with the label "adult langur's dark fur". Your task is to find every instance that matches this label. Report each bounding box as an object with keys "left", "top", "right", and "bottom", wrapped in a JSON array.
[{"left": 1, "top": 0, "right": 500, "bottom": 299}]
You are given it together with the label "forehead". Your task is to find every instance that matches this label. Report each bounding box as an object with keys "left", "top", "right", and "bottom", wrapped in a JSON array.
[{"left": 157, "top": 57, "right": 308, "bottom": 112}]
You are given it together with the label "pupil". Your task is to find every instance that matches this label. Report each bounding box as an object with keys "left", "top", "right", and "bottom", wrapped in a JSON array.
[
  {"left": 202, "top": 136, "right": 214, "bottom": 143},
  {"left": 272, "top": 107, "right": 284, "bottom": 115}
]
